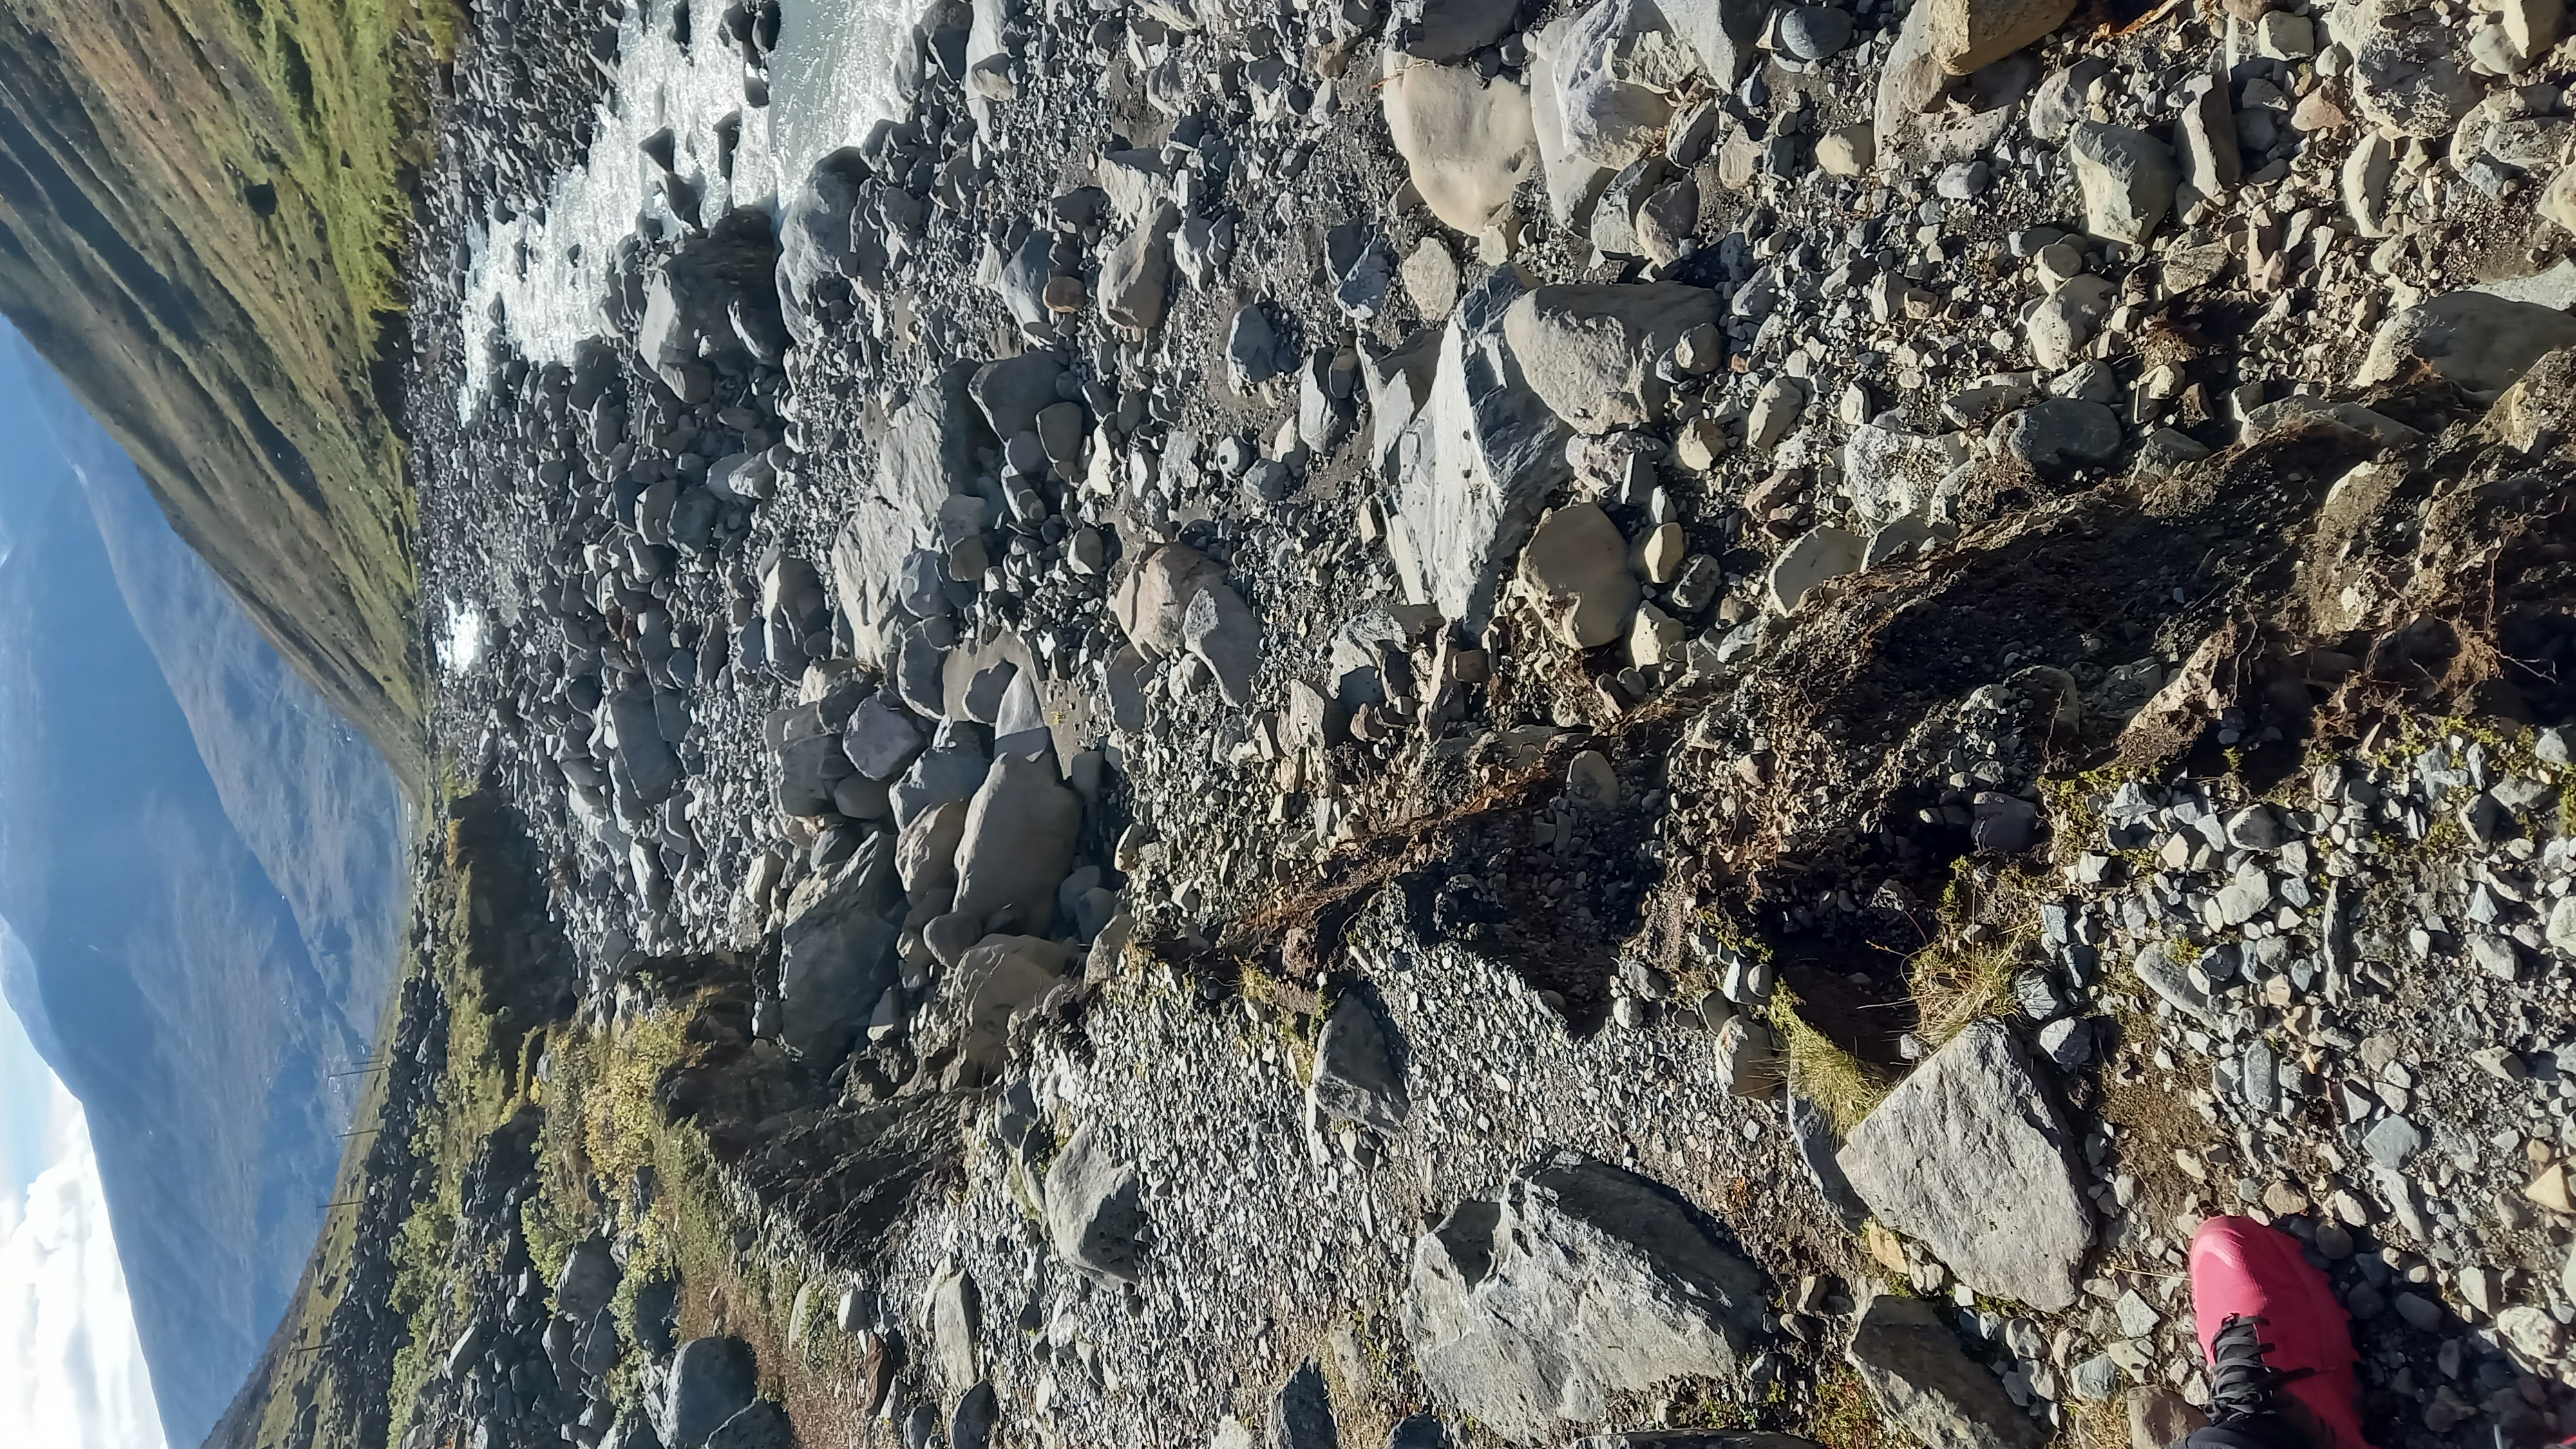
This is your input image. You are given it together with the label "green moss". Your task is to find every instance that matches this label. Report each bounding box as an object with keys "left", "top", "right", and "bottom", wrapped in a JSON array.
[{"left": 1806, "top": 1365, "right": 1898, "bottom": 1449}]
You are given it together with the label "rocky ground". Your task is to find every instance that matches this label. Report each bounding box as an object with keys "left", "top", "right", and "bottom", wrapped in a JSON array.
[{"left": 345, "top": 0, "right": 2576, "bottom": 1444}]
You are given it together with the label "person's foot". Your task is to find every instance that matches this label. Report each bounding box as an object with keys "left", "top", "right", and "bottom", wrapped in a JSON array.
[{"left": 2189, "top": 1215, "right": 2376, "bottom": 1449}]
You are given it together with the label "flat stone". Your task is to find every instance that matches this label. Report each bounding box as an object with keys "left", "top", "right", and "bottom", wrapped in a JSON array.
[
  {"left": 1839, "top": 1019, "right": 2093, "bottom": 1310},
  {"left": 1404, "top": 1160, "right": 1769, "bottom": 1439},
  {"left": 1846, "top": 1292, "right": 2046, "bottom": 1449},
  {"left": 2362, "top": 1114, "right": 2423, "bottom": 1170},
  {"left": 2065, "top": 122, "right": 2177, "bottom": 246}
]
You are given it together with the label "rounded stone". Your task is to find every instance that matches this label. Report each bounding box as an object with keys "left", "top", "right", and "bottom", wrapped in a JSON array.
[{"left": 1777, "top": 4, "right": 1855, "bottom": 60}]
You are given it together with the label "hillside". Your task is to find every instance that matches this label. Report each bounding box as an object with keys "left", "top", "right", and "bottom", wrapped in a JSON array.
[{"left": 0, "top": 0, "right": 446, "bottom": 790}]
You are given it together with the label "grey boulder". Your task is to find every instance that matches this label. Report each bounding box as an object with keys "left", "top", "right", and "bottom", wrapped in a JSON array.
[
  {"left": 1837, "top": 1019, "right": 2092, "bottom": 1310},
  {"left": 950, "top": 752, "right": 1082, "bottom": 936},
  {"left": 1501, "top": 283, "right": 1727, "bottom": 435},
  {"left": 950, "top": 935, "right": 1074, "bottom": 1081},
  {"left": 1404, "top": 1160, "right": 1769, "bottom": 1440},
  {"left": 1383, "top": 267, "right": 1571, "bottom": 634},
  {"left": 843, "top": 692, "right": 925, "bottom": 781},
  {"left": 554, "top": 1237, "right": 621, "bottom": 1320},
  {"left": 1996, "top": 399, "right": 2121, "bottom": 481},
  {"left": 659, "top": 1336, "right": 757, "bottom": 1449},
  {"left": 1311, "top": 994, "right": 1408, "bottom": 1137},
  {"left": 1045, "top": 1120, "right": 1144, "bottom": 1281},
  {"left": 1846, "top": 1293, "right": 2045, "bottom": 1449},
  {"left": 703, "top": 1401, "right": 790, "bottom": 1449},
  {"left": 2353, "top": 291, "right": 2576, "bottom": 395},
  {"left": 776, "top": 840, "right": 900, "bottom": 1063},
  {"left": 775, "top": 147, "right": 870, "bottom": 345},
  {"left": 2065, "top": 121, "right": 2177, "bottom": 246},
  {"left": 833, "top": 362, "right": 981, "bottom": 669}
]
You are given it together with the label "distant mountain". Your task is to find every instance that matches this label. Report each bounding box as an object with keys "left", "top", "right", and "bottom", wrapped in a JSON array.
[
  {"left": 0, "top": 332, "right": 409, "bottom": 1449},
  {"left": 24, "top": 342, "right": 414, "bottom": 1040}
]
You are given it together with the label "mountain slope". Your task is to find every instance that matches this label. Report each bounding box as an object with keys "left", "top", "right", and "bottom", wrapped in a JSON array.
[{"left": 0, "top": 0, "right": 440, "bottom": 788}]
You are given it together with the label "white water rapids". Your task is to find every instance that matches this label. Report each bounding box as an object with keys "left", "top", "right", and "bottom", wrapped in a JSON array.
[{"left": 458, "top": 0, "right": 926, "bottom": 408}]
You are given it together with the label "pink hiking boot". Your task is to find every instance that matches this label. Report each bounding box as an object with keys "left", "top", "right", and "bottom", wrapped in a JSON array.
[{"left": 2187, "top": 1215, "right": 2378, "bottom": 1449}]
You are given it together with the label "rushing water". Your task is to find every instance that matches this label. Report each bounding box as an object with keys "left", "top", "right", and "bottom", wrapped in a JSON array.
[{"left": 460, "top": 0, "right": 924, "bottom": 406}]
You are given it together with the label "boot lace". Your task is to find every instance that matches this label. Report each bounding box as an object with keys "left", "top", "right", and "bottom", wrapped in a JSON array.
[{"left": 2206, "top": 1314, "right": 2316, "bottom": 1425}]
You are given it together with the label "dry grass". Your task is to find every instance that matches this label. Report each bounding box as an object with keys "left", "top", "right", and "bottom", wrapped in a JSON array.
[
  {"left": 1769, "top": 995, "right": 1891, "bottom": 1136},
  {"left": 2063, "top": 1388, "right": 2132, "bottom": 1449},
  {"left": 526, "top": 999, "right": 884, "bottom": 1448},
  {"left": 1906, "top": 940, "right": 2022, "bottom": 1045}
]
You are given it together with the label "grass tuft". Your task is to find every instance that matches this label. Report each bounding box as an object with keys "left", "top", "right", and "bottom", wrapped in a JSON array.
[
  {"left": 1766, "top": 995, "right": 1890, "bottom": 1136},
  {"left": 1906, "top": 940, "right": 2021, "bottom": 1046}
]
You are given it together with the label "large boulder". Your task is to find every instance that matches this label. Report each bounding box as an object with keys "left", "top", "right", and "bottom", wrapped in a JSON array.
[
  {"left": 950, "top": 934, "right": 1074, "bottom": 1080},
  {"left": 1383, "top": 267, "right": 1571, "bottom": 634},
  {"left": 1876, "top": 0, "right": 2074, "bottom": 140},
  {"left": 896, "top": 798, "right": 972, "bottom": 896},
  {"left": 1654, "top": 0, "right": 1771, "bottom": 90},
  {"left": 776, "top": 147, "right": 871, "bottom": 346},
  {"left": 1528, "top": 15, "right": 1613, "bottom": 226},
  {"left": 1101, "top": 201, "right": 1180, "bottom": 333},
  {"left": 2353, "top": 291, "right": 2576, "bottom": 395},
  {"left": 1837, "top": 1019, "right": 2093, "bottom": 1311},
  {"left": 636, "top": 211, "right": 786, "bottom": 369},
  {"left": 833, "top": 362, "right": 983, "bottom": 670},
  {"left": 1502, "top": 283, "right": 1725, "bottom": 434},
  {"left": 1112, "top": 543, "right": 1236, "bottom": 659},
  {"left": 554, "top": 1238, "right": 621, "bottom": 1320},
  {"left": 2347, "top": 1, "right": 2481, "bottom": 138},
  {"left": 1404, "top": 1160, "right": 1769, "bottom": 1440},
  {"left": 969, "top": 353, "right": 1067, "bottom": 442},
  {"left": 607, "top": 687, "right": 681, "bottom": 804},
  {"left": 1517, "top": 503, "right": 1640, "bottom": 649},
  {"left": 1182, "top": 583, "right": 1262, "bottom": 706},
  {"left": 659, "top": 1337, "right": 758, "bottom": 1449},
  {"left": 777, "top": 838, "right": 900, "bottom": 1063},
  {"left": 1381, "top": 58, "right": 1539, "bottom": 236},
  {"left": 1844, "top": 422, "right": 1965, "bottom": 526},
  {"left": 1395, "top": 0, "right": 1522, "bottom": 62},
  {"left": 705, "top": 1402, "right": 790, "bottom": 1449},
  {"left": 1846, "top": 1293, "right": 2045, "bottom": 1449},
  {"left": 950, "top": 753, "right": 1082, "bottom": 935},
  {"left": 1543, "top": 0, "right": 1701, "bottom": 172},
  {"left": 1044, "top": 1120, "right": 1144, "bottom": 1281},
  {"left": 2065, "top": 122, "right": 2177, "bottom": 247},
  {"left": 1895, "top": 0, "right": 2072, "bottom": 78}
]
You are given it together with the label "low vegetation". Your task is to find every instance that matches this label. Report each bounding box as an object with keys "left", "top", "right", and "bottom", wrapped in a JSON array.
[{"left": 1767, "top": 994, "right": 1889, "bottom": 1137}]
